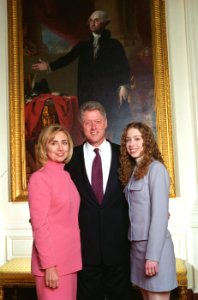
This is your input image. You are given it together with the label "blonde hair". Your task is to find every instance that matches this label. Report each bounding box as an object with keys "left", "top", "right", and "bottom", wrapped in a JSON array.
[
  {"left": 119, "top": 122, "right": 165, "bottom": 186},
  {"left": 36, "top": 124, "right": 73, "bottom": 168}
]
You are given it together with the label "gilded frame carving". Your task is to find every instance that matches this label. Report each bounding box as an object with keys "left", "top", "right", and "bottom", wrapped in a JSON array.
[{"left": 8, "top": 0, "right": 176, "bottom": 201}]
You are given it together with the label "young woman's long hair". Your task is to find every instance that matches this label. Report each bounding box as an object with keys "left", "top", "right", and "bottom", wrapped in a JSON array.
[{"left": 119, "top": 122, "right": 165, "bottom": 186}]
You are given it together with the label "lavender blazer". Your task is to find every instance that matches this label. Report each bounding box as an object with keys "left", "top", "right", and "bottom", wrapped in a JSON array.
[{"left": 124, "top": 160, "right": 171, "bottom": 262}]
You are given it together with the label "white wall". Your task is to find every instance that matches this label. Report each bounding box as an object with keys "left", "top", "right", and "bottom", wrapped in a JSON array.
[
  {"left": 0, "top": 0, "right": 198, "bottom": 293},
  {"left": 0, "top": 0, "right": 32, "bottom": 265},
  {"left": 166, "top": 0, "right": 198, "bottom": 293}
]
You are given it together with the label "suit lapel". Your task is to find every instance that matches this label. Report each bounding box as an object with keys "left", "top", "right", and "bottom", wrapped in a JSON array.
[
  {"left": 102, "top": 143, "right": 118, "bottom": 205},
  {"left": 77, "top": 146, "right": 100, "bottom": 205},
  {"left": 74, "top": 143, "right": 119, "bottom": 207}
]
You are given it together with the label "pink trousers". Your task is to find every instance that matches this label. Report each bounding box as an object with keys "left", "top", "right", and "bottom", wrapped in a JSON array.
[{"left": 35, "top": 272, "right": 77, "bottom": 300}]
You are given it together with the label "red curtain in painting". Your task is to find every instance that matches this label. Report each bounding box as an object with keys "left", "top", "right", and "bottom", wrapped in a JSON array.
[
  {"left": 22, "top": 0, "right": 94, "bottom": 45},
  {"left": 134, "top": 0, "right": 152, "bottom": 48}
]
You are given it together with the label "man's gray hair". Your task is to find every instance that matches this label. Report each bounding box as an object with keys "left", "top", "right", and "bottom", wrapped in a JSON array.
[
  {"left": 88, "top": 10, "right": 110, "bottom": 23},
  {"left": 79, "top": 101, "right": 107, "bottom": 121}
]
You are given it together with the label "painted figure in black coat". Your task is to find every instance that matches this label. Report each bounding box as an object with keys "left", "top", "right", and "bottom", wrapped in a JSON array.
[
  {"left": 32, "top": 10, "right": 132, "bottom": 143},
  {"left": 65, "top": 101, "right": 132, "bottom": 300}
]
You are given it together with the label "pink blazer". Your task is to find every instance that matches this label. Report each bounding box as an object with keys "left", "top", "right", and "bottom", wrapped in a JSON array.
[{"left": 28, "top": 160, "right": 82, "bottom": 276}]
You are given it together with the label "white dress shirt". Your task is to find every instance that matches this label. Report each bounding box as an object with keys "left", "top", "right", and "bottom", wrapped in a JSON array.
[
  {"left": 92, "top": 32, "right": 101, "bottom": 58},
  {"left": 83, "top": 140, "right": 111, "bottom": 193}
]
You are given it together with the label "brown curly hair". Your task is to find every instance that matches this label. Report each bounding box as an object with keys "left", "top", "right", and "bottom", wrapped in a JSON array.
[{"left": 119, "top": 122, "right": 165, "bottom": 186}]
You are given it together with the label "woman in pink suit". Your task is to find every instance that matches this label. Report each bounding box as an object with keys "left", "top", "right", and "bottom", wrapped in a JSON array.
[{"left": 28, "top": 124, "right": 82, "bottom": 300}]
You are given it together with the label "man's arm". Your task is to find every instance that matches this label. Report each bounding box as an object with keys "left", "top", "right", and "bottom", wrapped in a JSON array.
[{"left": 32, "top": 42, "right": 83, "bottom": 73}]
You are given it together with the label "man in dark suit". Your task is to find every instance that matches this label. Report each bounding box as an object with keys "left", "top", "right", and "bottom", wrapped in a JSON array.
[
  {"left": 65, "top": 101, "right": 132, "bottom": 300},
  {"left": 32, "top": 10, "right": 132, "bottom": 143}
]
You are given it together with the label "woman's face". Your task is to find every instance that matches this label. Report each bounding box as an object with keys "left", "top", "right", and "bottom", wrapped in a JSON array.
[
  {"left": 46, "top": 131, "right": 69, "bottom": 163},
  {"left": 125, "top": 127, "right": 144, "bottom": 159}
]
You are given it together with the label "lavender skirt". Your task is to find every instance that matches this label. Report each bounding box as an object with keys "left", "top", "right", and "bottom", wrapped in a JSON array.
[{"left": 130, "top": 238, "right": 178, "bottom": 292}]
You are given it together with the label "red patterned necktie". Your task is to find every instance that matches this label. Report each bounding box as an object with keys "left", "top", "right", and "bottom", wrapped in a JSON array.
[{"left": 91, "top": 148, "right": 103, "bottom": 204}]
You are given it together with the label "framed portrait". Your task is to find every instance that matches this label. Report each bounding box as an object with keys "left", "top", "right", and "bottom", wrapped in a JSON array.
[{"left": 8, "top": 0, "right": 176, "bottom": 201}]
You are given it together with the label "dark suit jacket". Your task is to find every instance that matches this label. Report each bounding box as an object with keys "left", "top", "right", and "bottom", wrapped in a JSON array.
[
  {"left": 50, "top": 30, "right": 130, "bottom": 115},
  {"left": 65, "top": 142, "right": 130, "bottom": 265}
]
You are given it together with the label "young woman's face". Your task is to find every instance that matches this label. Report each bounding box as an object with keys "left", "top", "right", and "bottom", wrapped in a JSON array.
[
  {"left": 46, "top": 131, "right": 69, "bottom": 163},
  {"left": 125, "top": 127, "right": 144, "bottom": 159}
]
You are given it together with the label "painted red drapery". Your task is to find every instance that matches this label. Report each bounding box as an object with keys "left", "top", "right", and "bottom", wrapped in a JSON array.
[
  {"left": 25, "top": 94, "right": 83, "bottom": 145},
  {"left": 22, "top": 0, "right": 94, "bottom": 45}
]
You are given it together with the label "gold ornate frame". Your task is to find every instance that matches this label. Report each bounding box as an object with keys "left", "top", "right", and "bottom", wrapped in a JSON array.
[{"left": 8, "top": 0, "right": 176, "bottom": 201}]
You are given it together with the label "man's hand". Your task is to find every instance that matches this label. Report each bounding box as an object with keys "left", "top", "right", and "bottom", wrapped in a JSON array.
[
  {"left": 118, "top": 85, "right": 130, "bottom": 105},
  {"left": 45, "top": 266, "right": 59, "bottom": 289},
  {"left": 32, "top": 59, "right": 48, "bottom": 71}
]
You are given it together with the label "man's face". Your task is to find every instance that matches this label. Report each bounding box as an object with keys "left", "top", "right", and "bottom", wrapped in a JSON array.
[
  {"left": 88, "top": 17, "right": 106, "bottom": 33},
  {"left": 81, "top": 109, "right": 107, "bottom": 147}
]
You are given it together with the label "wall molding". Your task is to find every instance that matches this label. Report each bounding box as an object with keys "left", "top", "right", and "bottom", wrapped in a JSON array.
[
  {"left": 6, "top": 235, "right": 32, "bottom": 260},
  {"left": 3, "top": 221, "right": 32, "bottom": 230}
]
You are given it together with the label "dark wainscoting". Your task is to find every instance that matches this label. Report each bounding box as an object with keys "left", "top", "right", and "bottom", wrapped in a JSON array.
[
  {"left": 188, "top": 289, "right": 198, "bottom": 300},
  {"left": 3, "top": 286, "right": 188, "bottom": 300},
  {"left": 4, "top": 287, "right": 197, "bottom": 300}
]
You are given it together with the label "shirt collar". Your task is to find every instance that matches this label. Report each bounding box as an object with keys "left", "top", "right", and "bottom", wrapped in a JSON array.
[
  {"left": 92, "top": 32, "right": 101, "bottom": 39},
  {"left": 85, "top": 139, "right": 108, "bottom": 155}
]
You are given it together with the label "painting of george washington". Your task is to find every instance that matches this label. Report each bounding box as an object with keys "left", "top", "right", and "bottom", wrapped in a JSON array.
[{"left": 8, "top": 0, "right": 175, "bottom": 200}]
